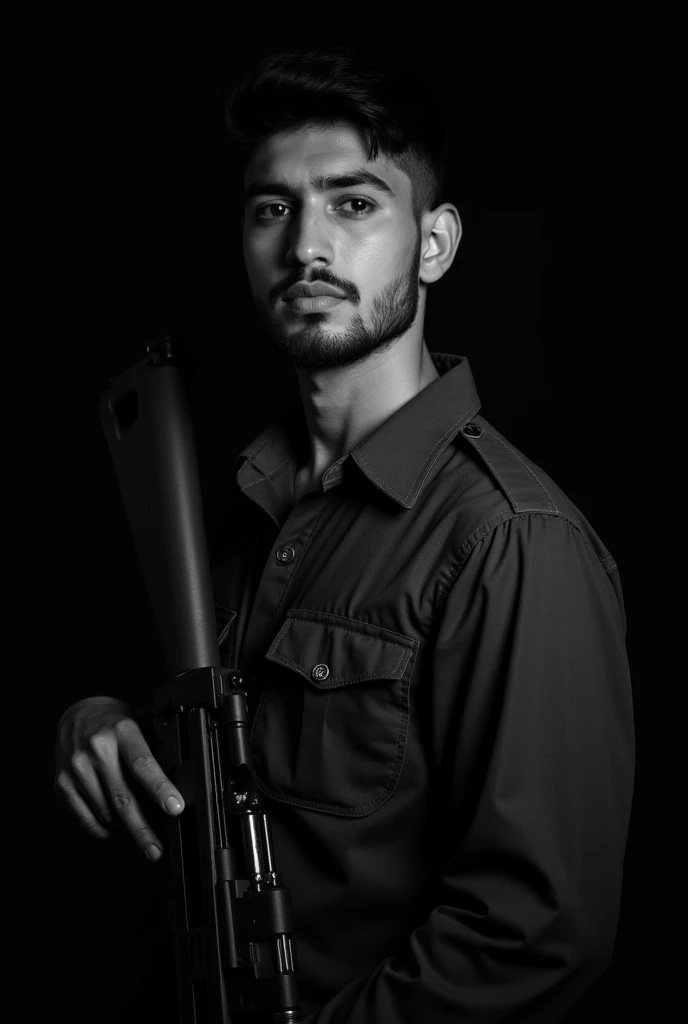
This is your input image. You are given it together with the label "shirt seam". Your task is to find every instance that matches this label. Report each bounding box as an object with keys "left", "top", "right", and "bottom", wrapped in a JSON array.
[
  {"left": 437, "top": 509, "right": 619, "bottom": 611},
  {"left": 239, "top": 454, "right": 294, "bottom": 492}
]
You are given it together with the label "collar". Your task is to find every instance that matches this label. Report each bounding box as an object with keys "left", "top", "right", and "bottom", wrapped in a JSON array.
[{"left": 235, "top": 352, "right": 481, "bottom": 509}]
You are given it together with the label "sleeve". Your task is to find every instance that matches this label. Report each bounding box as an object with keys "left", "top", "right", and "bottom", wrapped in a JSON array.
[{"left": 300, "top": 513, "right": 635, "bottom": 1023}]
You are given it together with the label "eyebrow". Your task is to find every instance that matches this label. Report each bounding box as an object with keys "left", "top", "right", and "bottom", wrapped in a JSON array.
[{"left": 244, "top": 168, "right": 397, "bottom": 204}]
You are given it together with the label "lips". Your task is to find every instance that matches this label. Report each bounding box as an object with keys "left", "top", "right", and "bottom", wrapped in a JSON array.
[
  {"left": 287, "top": 294, "right": 345, "bottom": 312},
  {"left": 284, "top": 282, "right": 347, "bottom": 301}
]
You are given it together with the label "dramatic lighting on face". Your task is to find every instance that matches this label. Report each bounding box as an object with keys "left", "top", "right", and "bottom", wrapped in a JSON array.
[{"left": 242, "top": 127, "right": 422, "bottom": 371}]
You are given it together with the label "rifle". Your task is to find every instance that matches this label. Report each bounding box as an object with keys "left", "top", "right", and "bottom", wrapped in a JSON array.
[{"left": 99, "top": 336, "right": 302, "bottom": 1024}]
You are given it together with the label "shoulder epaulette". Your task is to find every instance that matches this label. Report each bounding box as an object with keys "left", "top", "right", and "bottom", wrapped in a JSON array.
[{"left": 458, "top": 415, "right": 559, "bottom": 515}]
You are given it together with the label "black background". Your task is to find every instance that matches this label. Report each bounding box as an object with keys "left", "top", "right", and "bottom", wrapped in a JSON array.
[{"left": 4, "top": 4, "right": 683, "bottom": 1021}]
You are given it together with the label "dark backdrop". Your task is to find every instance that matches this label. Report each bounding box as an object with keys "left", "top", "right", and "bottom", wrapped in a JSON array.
[{"left": 4, "top": 4, "right": 683, "bottom": 1021}]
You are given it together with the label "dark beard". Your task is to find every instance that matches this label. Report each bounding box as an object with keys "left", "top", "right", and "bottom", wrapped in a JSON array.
[{"left": 254, "top": 244, "right": 422, "bottom": 371}]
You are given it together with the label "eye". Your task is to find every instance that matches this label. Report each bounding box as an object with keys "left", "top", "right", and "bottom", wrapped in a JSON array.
[
  {"left": 254, "top": 197, "right": 377, "bottom": 221},
  {"left": 255, "top": 202, "right": 290, "bottom": 221},
  {"left": 337, "top": 197, "right": 377, "bottom": 217}
]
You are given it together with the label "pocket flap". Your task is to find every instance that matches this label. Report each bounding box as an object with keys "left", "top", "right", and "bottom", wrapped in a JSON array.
[{"left": 265, "top": 609, "right": 416, "bottom": 689}]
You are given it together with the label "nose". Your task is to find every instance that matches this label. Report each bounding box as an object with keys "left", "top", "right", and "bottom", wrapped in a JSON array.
[{"left": 285, "top": 207, "right": 335, "bottom": 268}]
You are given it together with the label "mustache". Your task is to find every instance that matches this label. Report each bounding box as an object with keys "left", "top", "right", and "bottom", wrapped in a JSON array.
[{"left": 273, "top": 273, "right": 358, "bottom": 304}]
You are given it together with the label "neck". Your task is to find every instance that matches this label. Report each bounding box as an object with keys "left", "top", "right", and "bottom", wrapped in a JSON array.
[{"left": 294, "top": 330, "right": 440, "bottom": 491}]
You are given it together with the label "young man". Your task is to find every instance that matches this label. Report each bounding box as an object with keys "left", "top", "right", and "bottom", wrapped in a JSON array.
[{"left": 54, "top": 46, "right": 635, "bottom": 1022}]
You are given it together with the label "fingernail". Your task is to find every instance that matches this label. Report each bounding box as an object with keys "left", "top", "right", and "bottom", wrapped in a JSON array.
[
  {"left": 164, "top": 796, "right": 182, "bottom": 814},
  {"left": 146, "top": 844, "right": 162, "bottom": 861}
]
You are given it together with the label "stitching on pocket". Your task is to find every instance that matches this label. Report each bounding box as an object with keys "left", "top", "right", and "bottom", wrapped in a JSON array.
[
  {"left": 266, "top": 611, "right": 417, "bottom": 685},
  {"left": 253, "top": 668, "right": 413, "bottom": 818},
  {"left": 270, "top": 644, "right": 413, "bottom": 687},
  {"left": 283, "top": 608, "right": 418, "bottom": 649},
  {"left": 253, "top": 611, "right": 419, "bottom": 816}
]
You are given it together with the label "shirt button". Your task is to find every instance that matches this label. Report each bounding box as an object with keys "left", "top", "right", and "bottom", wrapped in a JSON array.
[
  {"left": 311, "top": 663, "right": 330, "bottom": 682},
  {"left": 276, "top": 544, "right": 296, "bottom": 565},
  {"left": 462, "top": 422, "right": 483, "bottom": 438}
]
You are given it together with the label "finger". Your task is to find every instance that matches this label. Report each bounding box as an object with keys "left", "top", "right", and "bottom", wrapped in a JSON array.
[
  {"left": 114, "top": 719, "right": 185, "bottom": 816},
  {"left": 93, "top": 754, "right": 165, "bottom": 859},
  {"left": 54, "top": 771, "right": 110, "bottom": 840},
  {"left": 69, "top": 753, "right": 114, "bottom": 826}
]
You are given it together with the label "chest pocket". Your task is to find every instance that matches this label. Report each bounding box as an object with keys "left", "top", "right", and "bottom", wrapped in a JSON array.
[{"left": 251, "top": 609, "right": 419, "bottom": 817}]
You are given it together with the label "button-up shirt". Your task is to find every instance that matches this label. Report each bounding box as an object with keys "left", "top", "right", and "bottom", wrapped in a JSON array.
[{"left": 209, "top": 351, "right": 634, "bottom": 1023}]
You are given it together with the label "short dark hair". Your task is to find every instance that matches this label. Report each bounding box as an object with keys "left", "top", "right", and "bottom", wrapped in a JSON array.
[{"left": 224, "top": 46, "right": 449, "bottom": 227}]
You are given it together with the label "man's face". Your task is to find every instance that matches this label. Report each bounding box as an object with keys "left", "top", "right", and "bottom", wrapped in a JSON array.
[{"left": 241, "top": 121, "right": 422, "bottom": 371}]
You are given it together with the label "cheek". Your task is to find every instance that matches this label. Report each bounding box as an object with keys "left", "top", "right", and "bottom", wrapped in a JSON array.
[
  {"left": 243, "top": 233, "right": 271, "bottom": 286},
  {"left": 353, "top": 235, "right": 412, "bottom": 288}
]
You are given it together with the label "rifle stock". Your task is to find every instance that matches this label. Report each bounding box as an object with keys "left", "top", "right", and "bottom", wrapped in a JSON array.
[{"left": 99, "top": 337, "right": 302, "bottom": 1024}]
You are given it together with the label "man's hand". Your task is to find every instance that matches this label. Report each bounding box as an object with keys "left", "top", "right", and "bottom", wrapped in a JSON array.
[{"left": 54, "top": 696, "right": 185, "bottom": 861}]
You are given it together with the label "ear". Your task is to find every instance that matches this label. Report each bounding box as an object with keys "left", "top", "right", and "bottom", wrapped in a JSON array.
[{"left": 419, "top": 204, "right": 462, "bottom": 284}]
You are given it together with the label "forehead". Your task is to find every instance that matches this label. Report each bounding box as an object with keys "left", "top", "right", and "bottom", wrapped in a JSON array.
[{"left": 243, "top": 122, "right": 412, "bottom": 206}]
